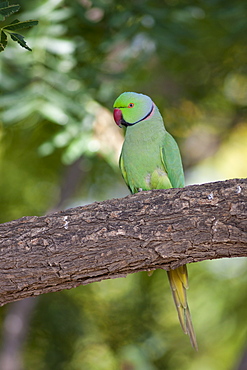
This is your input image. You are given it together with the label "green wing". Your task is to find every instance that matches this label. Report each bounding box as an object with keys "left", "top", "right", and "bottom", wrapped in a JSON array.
[{"left": 161, "top": 131, "right": 185, "bottom": 189}]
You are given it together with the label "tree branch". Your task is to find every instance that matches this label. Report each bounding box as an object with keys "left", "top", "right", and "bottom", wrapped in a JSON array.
[{"left": 0, "top": 178, "right": 247, "bottom": 306}]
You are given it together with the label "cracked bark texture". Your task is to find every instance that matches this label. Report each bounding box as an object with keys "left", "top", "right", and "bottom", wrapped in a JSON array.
[{"left": 0, "top": 178, "right": 247, "bottom": 307}]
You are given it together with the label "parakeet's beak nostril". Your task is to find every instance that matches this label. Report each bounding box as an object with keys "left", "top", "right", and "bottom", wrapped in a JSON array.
[{"left": 113, "top": 108, "right": 123, "bottom": 127}]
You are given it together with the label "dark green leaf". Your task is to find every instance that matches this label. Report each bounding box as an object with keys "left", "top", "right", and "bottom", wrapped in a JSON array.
[
  {"left": 0, "top": 1, "right": 10, "bottom": 9},
  {"left": 10, "top": 32, "right": 32, "bottom": 51},
  {"left": 0, "top": 30, "right": 7, "bottom": 51},
  {"left": 0, "top": 4, "right": 20, "bottom": 19},
  {"left": 3, "top": 18, "right": 38, "bottom": 31}
]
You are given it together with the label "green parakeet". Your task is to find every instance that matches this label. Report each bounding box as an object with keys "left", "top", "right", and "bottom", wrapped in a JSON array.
[{"left": 113, "top": 91, "right": 197, "bottom": 350}]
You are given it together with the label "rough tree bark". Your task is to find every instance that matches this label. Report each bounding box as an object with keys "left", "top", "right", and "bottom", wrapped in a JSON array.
[{"left": 0, "top": 178, "right": 247, "bottom": 307}]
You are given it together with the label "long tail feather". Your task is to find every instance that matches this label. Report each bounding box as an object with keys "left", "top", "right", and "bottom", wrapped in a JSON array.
[{"left": 167, "top": 265, "right": 198, "bottom": 350}]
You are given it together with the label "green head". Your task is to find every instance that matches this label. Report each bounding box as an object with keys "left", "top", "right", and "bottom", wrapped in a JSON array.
[{"left": 113, "top": 92, "right": 154, "bottom": 127}]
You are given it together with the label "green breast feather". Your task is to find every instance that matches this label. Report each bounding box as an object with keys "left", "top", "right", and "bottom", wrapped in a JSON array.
[{"left": 119, "top": 130, "right": 184, "bottom": 194}]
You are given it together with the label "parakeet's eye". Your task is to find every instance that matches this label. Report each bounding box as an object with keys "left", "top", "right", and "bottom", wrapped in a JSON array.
[{"left": 128, "top": 103, "right": 134, "bottom": 108}]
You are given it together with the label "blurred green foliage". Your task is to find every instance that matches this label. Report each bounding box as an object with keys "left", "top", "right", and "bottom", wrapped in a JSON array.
[{"left": 1, "top": 0, "right": 247, "bottom": 369}]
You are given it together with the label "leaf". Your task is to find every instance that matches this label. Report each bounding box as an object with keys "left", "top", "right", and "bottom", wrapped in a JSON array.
[
  {"left": 0, "top": 29, "right": 7, "bottom": 51},
  {"left": 10, "top": 32, "right": 32, "bottom": 51},
  {"left": 0, "top": 1, "right": 9, "bottom": 9},
  {"left": 0, "top": 4, "right": 20, "bottom": 20},
  {"left": 3, "top": 18, "right": 38, "bottom": 31}
]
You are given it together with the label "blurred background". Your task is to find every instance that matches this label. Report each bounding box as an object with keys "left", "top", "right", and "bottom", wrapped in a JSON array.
[{"left": 0, "top": 0, "right": 247, "bottom": 369}]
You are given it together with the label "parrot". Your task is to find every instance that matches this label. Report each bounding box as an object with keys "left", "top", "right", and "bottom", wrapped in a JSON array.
[{"left": 113, "top": 91, "right": 198, "bottom": 350}]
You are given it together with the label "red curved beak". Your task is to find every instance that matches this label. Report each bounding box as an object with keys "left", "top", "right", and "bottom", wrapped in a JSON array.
[{"left": 113, "top": 108, "right": 123, "bottom": 127}]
